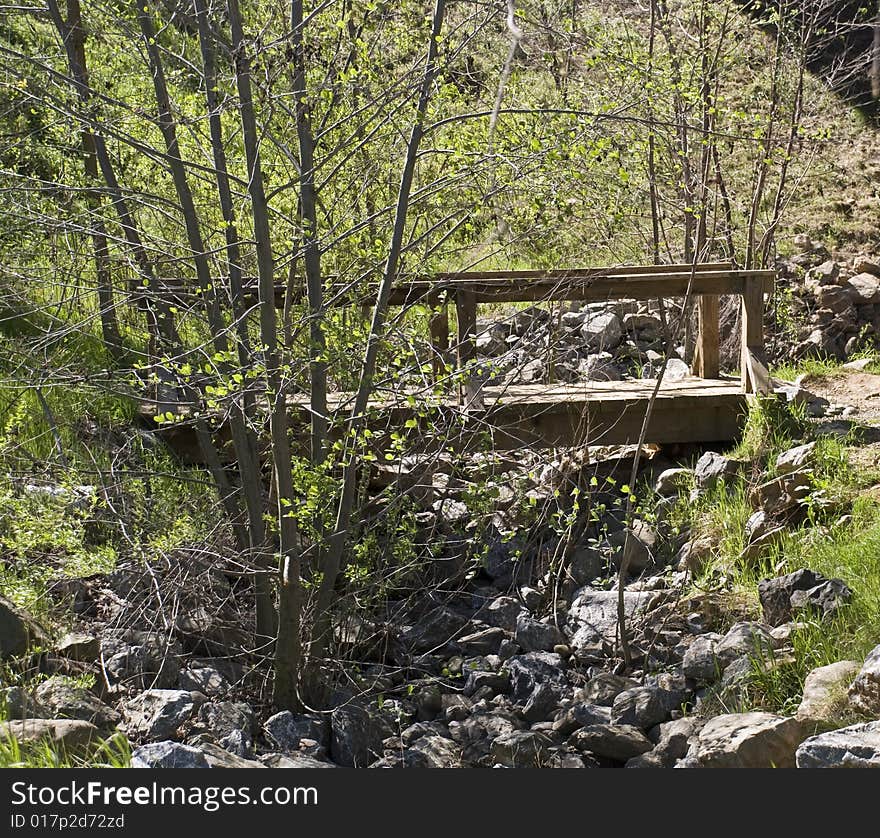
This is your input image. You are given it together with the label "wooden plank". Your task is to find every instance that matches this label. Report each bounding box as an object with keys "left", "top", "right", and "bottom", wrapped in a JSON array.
[
  {"left": 251, "top": 267, "right": 774, "bottom": 309},
  {"left": 741, "top": 274, "right": 770, "bottom": 394},
  {"left": 384, "top": 271, "right": 774, "bottom": 307},
  {"left": 693, "top": 294, "right": 720, "bottom": 379},
  {"left": 431, "top": 262, "right": 733, "bottom": 281}
]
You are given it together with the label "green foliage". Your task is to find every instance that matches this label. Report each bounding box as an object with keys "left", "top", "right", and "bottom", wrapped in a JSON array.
[{"left": 0, "top": 730, "right": 131, "bottom": 769}]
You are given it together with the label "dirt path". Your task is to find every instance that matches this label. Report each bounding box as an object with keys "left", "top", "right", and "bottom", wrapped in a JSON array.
[{"left": 801, "top": 371, "right": 880, "bottom": 425}]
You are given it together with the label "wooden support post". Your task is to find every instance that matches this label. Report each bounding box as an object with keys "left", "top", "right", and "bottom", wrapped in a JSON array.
[
  {"left": 455, "top": 288, "right": 481, "bottom": 409},
  {"left": 428, "top": 291, "right": 449, "bottom": 385},
  {"left": 693, "top": 294, "right": 720, "bottom": 379},
  {"left": 741, "top": 275, "right": 770, "bottom": 394}
]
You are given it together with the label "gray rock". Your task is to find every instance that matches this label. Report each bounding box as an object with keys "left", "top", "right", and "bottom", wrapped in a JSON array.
[
  {"left": 626, "top": 717, "right": 701, "bottom": 768},
  {"left": 260, "top": 752, "right": 336, "bottom": 768},
  {"left": 676, "top": 536, "right": 713, "bottom": 574},
  {"left": 552, "top": 703, "right": 612, "bottom": 736},
  {"left": 569, "top": 724, "right": 652, "bottom": 762},
  {"left": 457, "top": 627, "right": 507, "bottom": 656},
  {"left": 1, "top": 687, "right": 48, "bottom": 720},
  {"left": 715, "top": 621, "right": 775, "bottom": 665},
  {"left": 178, "top": 665, "right": 229, "bottom": 697},
  {"left": 514, "top": 615, "right": 565, "bottom": 653},
  {"left": 775, "top": 442, "right": 816, "bottom": 474},
  {"left": 578, "top": 673, "right": 640, "bottom": 706},
  {"left": 100, "top": 631, "right": 181, "bottom": 690},
  {"left": 330, "top": 705, "right": 380, "bottom": 768},
  {"left": 34, "top": 678, "right": 120, "bottom": 732},
  {"left": 566, "top": 589, "right": 653, "bottom": 657},
  {"left": 197, "top": 741, "right": 265, "bottom": 768},
  {"left": 581, "top": 312, "right": 622, "bottom": 350},
  {"left": 750, "top": 470, "right": 812, "bottom": 513},
  {"left": 56, "top": 632, "right": 99, "bottom": 662},
  {"left": 681, "top": 633, "right": 724, "bottom": 683},
  {"left": 610, "top": 686, "right": 674, "bottom": 730},
  {"left": 483, "top": 596, "right": 524, "bottom": 632},
  {"left": 682, "top": 712, "right": 806, "bottom": 768},
  {"left": 567, "top": 546, "right": 605, "bottom": 587},
  {"left": 507, "top": 652, "right": 568, "bottom": 722},
  {"left": 400, "top": 606, "right": 468, "bottom": 653},
  {"left": 580, "top": 353, "right": 622, "bottom": 381},
  {"left": 609, "top": 520, "right": 657, "bottom": 575},
  {"left": 796, "top": 721, "right": 880, "bottom": 768},
  {"left": 796, "top": 660, "right": 861, "bottom": 725},
  {"left": 0, "top": 594, "right": 48, "bottom": 658},
  {"left": 219, "top": 728, "right": 253, "bottom": 758},
  {"left": 123, "top": 689, "right": 196, "bottom": 741},
  {"left": 659, "top": 357, "right": 691, "bottom": 382},
  {"left": 404, "top": 735, "right": 462, "bottom": 768},
  {"left": 463, "top": 668, "right": 510, "bottom": 697},
  {"left": 654, "top": 468, "right": 693, "bottom": 496},
  {"left": 490, "top": 730, "right": 553, "bottom": 767},
  {"left": 131, "top": 741, "right": 209, "bottom": 768},
  {"left": 0, "top": 718, "right": 100, "bottom": 752},
  {"left": 264, "top": 710, "right": 328, "bottom": 752},
  {"left": 849, "top": 644, "right": 880, "bottom": 716},
  {"left": 195, "top": 701, "right": 255, "bottom": 743},
  {"left": 693, "top": 451, "right": 740, "bottom": 491},
  {"left": 846, "top": 273, "right": 880, "bottom": 305},
  {"left": 758, "top": 569, "right": 852, "bottom": 626}
]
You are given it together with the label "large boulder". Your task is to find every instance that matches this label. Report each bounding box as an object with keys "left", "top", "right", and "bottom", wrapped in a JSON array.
[
  {"left": 514, "top": 614, "right": 565, "bottom": 653},
  {"left": 0, "top": 595, "right": 48, "bottom": 658},
  {"left": 0, "top": 718, "right": 100, "bottom": 753},
  {"left": 122, "top": 689, "right": 196, "bottom": 741},
  {"left": 681, "top": 712, "right": 806, "bottom": 768},
  {"left": 100, "top": 631, "right": 181, "bottom": 690},
  {"left": 130, "top": 741, "right": 209, "bottom": 768},
  {"left": 404, "top": 735, "right": 462, "bottom": 768},
  {"left": 758, "top": 569, "right": 852, "bottom": 626},
  {"left": 566, "top": 589, "right": 654, "bottom": 658},
  {"left": 489, "top": 730, "right": 553, "bottom": 767},
  {"left": 693, "top": 452, "right": 741, "bottom": 492},
  {"left": 330, "top": 705, "right": 385, "bottom": 768},
  {"left": 626, "top": 717, "right": 701, "bottom": 768},
  {"left": 796, "top": 661, "right": 861, "bottom": 726},
  {"left": 610, "top": 685, "right": 679, "bottom": 730},
  {"left": 848, "top": 644, "right": 880, "bottom": 716},
  {"left": 569, "top": 724, "right": 652, "bottom": 762},
  {"left": 796, "top": 722, "right": 880, "bottom": 768},
  {"left": 34, "top": 677, "right": 121, "bottom": 732},
  {"left": 507, "top": 652, "right": 569, "bottom": 723},
  {"left": 264, "top": 710, "right": 328, "bottom": 752}
]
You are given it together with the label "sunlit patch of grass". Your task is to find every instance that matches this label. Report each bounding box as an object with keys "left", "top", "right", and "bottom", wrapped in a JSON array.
[{"left": 0, "top": 730, "right": 131, "bottom": 768}]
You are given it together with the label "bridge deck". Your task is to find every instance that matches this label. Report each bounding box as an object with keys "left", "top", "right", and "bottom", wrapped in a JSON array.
[{"left": 287, "top": 375, "right": 749, "bottom": 451}]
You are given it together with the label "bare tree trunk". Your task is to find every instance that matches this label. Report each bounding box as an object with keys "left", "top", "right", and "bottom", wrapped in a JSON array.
[
  {"left": 227, "top": 0, "right": 301, "bottom": 704},
  {"left": 64, "top": 1, "right": 125, "bottom": 364},
  {"left": 291, "top": 0, "right": 328, "bottom": 466},
  {"left": 308, "top": 0, "right": 447, "bottom": 666},
  {"left": 47, "top": 0, "right": 178, "bottom": 352}
]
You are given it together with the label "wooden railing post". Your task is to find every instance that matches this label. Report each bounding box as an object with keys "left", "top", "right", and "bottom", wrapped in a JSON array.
[
  {"left": 428, "top": 291, "right": 449, "bottom": 384},
  {"left": 455, "top": 288, "right": 480, "bottom": 409},
  {"left": 693, "top": 294, "right": 720, "bottom": 379},
  {"left": 740, "top": 274, "right": 770, "bottom": 394}
]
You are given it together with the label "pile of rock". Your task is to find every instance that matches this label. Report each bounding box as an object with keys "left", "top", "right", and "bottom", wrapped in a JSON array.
[
  {"left": 469, "top": 301, "right": 687, "bottom": 387},
  {"left": 779, "top": 239, "right": 880, "bottom": 361}
]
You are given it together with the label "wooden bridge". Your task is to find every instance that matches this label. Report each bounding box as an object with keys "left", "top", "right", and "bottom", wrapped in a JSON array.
[{"left": 148, "top": 262, "right": 775, "bottom": 459}]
